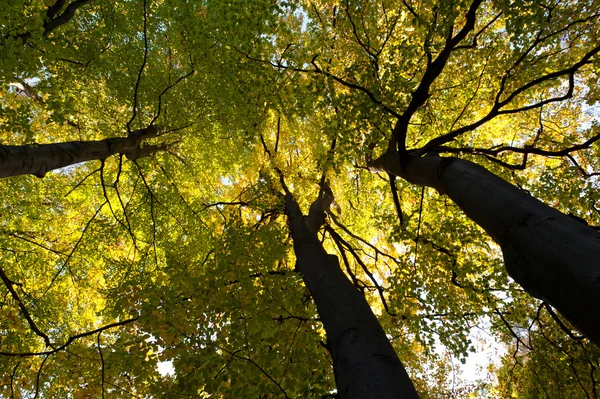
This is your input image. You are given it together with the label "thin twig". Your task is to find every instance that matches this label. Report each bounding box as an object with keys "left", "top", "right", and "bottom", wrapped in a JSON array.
[{"left": 127, "top": 0, "right": 150, "bottom": 132}]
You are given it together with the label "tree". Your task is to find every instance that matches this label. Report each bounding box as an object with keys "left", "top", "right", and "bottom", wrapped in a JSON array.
[
  {"left": 371, "top": 152, "right": 600, "bottom": 346},
  {"left": 281, "top": 176, "right": 418, "bottom": 397},
  {"left": 0, "top": 126, "right": 166, "bottom": 178},
  {"left": 1, "top": 0, "right": 599, "bottom": 397}
]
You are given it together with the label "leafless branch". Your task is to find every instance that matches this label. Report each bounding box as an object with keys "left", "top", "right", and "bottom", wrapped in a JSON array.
[
  {"left": 0, "top": 317, "right": 138, "bottom": 357},
  {"left": 41, "top": 200, "right": 106, "bottom": 297},
  {"left": 33, "top": 354, "right": 50, "bottom": 399},
  {"left": 422, "top": 43, "right": 600, "bottom": 152},
  {"left": 325, "top": 225, "right": 394, "bottom": 315},
  {"left": 127, "top": 0, "right": 149, "bottom": 132},
  {"left": 0, "top": 267, "right": 52, "bottom": 347},
  {"left": 97, "top": 332, "right": 106, "bottom": 399},
  {"left": 391, "top": 0, "right": 483, "bottom": 153},
  {"left": 150, "top": 68, "right": 195, "bottom": 126},
  {"left": 388, "top": 173, "right": 404, "bottom": 226}
]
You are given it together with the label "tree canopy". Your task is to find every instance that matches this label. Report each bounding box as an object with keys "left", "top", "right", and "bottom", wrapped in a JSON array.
[{"left": 1, "top": 0, "right": 599, "bottom": 397}]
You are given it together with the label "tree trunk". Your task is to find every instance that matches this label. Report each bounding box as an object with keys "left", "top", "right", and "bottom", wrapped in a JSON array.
[
  {"left": 0, "top": 126, "right": 163, "bottom": 178},
  {"left": 371, "top": 152, "right": 600, "bottom": 346},
  {"left": 284, "top": 191, "right": 419, "bottom": 399}
]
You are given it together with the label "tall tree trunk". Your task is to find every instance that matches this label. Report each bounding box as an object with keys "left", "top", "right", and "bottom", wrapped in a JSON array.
[
  {"left": 0, "top": 126, "right": 163, "bottom": 178},
  {"left": 284, "top": 190, "right": 418, "bottom": 399},
  {"left": 371, "top": 152, "right": 600, "bottom": 346}
]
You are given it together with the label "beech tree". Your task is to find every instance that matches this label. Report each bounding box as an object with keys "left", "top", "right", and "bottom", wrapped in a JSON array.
[
  {"left": 1, "top": 0, "right": 599, "bottom": 398},
  {"left": 0, "top": 126, "right": 167, "bottom": 178},
  {"left": 281, "top": 175, "right": 419, "bottom": 397}
]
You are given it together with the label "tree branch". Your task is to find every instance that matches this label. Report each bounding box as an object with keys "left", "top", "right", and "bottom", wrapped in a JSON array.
[
  {"left": 0, "top": 267, "right": 52, "bottom": 348},
  {"left": 421, "top": 43, "right": 600, "bottom": 152},
  {"left": 0, "top": 317, "right": 138, "bottom": 357},
  {"left": 391, "top": 0, "right": 483, "bottom": 153}
]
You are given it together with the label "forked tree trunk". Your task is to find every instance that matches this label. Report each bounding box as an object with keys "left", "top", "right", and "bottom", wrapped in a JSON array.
[
  {"left": 284, "top": 191, "right": 418, "bottom": 399},
  {"left": 371, "top": 153, "right": 600, "bottom": 346},
  {"left": 0, "top": 126, "right": 163, "bottom": 178}
]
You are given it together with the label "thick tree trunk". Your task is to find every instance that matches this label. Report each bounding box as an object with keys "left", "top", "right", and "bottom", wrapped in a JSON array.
[
  {"left": 285, "top": 192, "right": 418, "bottom": 399},
  {"left": 0, "top": 126, "right": 163, "bottom": 178},
  {"left": 371, "top": 152, "right": 600, "bottom": 346}
]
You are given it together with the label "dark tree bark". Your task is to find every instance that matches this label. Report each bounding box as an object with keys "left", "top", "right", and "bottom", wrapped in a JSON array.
[
  {"left": 13, "top": 0, "right": 93, "bottom": 43},
  {"left": 0, "top": 126, "right": 164, "bottom": 178},
  {"left": 370, "top": 152, "right": 600, "bottom": 347},
  {"left": 283, "top": 186, "right": 418, "bottom": 399}
]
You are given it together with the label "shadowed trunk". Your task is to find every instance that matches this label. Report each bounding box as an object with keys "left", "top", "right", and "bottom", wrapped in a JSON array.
[
  {"left": 284, "top": 190, "right": 418, "bottom": 399},
  {"left": 371, "top": 152, "right": 600, "bottom": 346},
  {"left": 0, "top": 126, "right": 164, "bottom": 178}
]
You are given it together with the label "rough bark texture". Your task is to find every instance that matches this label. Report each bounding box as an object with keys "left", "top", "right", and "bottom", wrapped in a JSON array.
[
  {"left": 372, "top": 152, "right": 600, "bottom": 346},
  {"left": 0, "top": 126, "right": 162, "bottom": 178},
  {"left": 285, "top": 192, "right": 418, "bottom": 399}
]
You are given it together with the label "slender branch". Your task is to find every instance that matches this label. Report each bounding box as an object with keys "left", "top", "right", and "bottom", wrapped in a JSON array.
[
  {"left": 388, "top": 173, "right": 404, "bottom": 226},
  {"left": 2, "top": 231, "right": 68, "bottom": 257},
  {"left": 402, "top": 0, "right": 421, "bottom": 21},
  {"left": 97, "top": 332, "right": 106, "bottom": 399},
  {"left": 64, "top": 167, "right": 101, "bottom": 198},
  {"left": 345, "top": 0, "right": 378, "bottom": 71},
  {"left": 10, "top": 360, "right": 20, "bottom": 398},
  {"left": 150, "top": 68, "right": 195, "bottom": 126},
  {"left": 228, "top": 45, "right": 402, "bottom": 119},
  {"left": 0, "top": 317, "right": 138, "bottom": 357},
  {"left": 392, "top": 0, "right": 483, "bottom": 153},
  {"left": 328, "top": 213, "right": 402, "bottom": 266},
  {"left": 495, "top": 307, "right": 532, "bottom": 350},
  {"left": 413, "top": 186, "right": 425, "bottom": 272},
  {"left": 325, "top": 225, "right": 394, "bottom": 315},
  {"left": 422, "top": 43, "right": 600, "bottom": 152},
  {"left": 434, "top": 127, "right": 600, "bottom": 159},
  {"left": 329, "top": 227, "right": 361, "bottom": 289},
  {"left": 567, "top": 154, "right": 600, "bottom": 178},
  {"left": 259, "top": 133, "right": 273, "bottom": 158},
  {"left": 0, "top": 267, "right": 52, "bottom": 348},
  {"left": 33, "top": 354, "right": 50, "bottom": 399},
  {"left": 41, "top": 201, "right": 106, "bottom": 298},
  {"left": 227, "top": 350, "right": 290, "bottom": 398},
  {"left": 127, "top": 0, "right": 149, "bottom": 132}
]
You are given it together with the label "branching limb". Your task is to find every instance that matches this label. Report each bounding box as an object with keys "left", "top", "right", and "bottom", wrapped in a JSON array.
[
  {"left": 0, "top": 267, "right": 52, "bottom": 348},
  {"left": 391, "top": 0, "right": 483, "bottom": 154},
  {"left": 223, "top": 348, "right": 291, "bottom": 399},
  {"left": 127, "top": 0, "right": 149, "bottom": 132},
  {"left": 422, "top": 42, "right": 600, "bottom": 152},
  {"left": 0, "top": 317, "right": 138, "bottom": 357},
  {"left": 14, "top": 0, "right": 92, "bottom": 43},
  {"left": 44, "top": 0, "right": 92, "bottom": 35},
  {"left": 328, "top": 212, "right": 402, "bottom": 266},
  {"left": 495, "top": 307, "right": 532, "bottom": 351},
  {"left": 150, "top": 68, "right": 195, "bottom": 126},
  {"left": 325, "top": 225, "right": 394, "bottom": 315},
  {"left": 41, "top": 200, "right": 106, "bottom": 298},
  {"left": 229, "top": 45, "right": 402, "bottom": 119},
  {"left": 328, "top": 227, "right": 362, "bottom": 289},
  {"left": 434, "top": 126, "right": 600, "bottom": 161}
]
